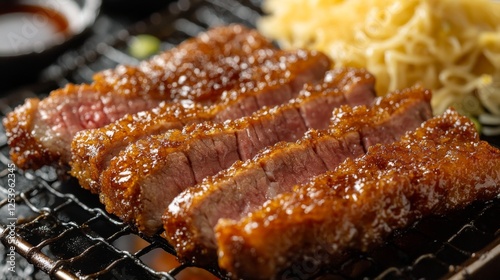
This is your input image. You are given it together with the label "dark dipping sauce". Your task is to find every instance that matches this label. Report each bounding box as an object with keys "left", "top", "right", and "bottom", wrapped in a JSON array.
[{"left": 0, "top": 4, "right": 70, "bottom": 56}]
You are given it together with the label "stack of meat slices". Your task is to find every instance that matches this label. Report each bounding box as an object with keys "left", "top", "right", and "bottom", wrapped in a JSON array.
[
  {"left": 97, "top": 66, "right": 377, "bottom": 235},
  {"left": 3, "top": 25, "right": 500, "bottom": 280},
  {"left": 163, "top": 85, "right": 433, "bottom": 264},
  {"left": 3, "top": 24, "right": 331, "bottom": 171}
]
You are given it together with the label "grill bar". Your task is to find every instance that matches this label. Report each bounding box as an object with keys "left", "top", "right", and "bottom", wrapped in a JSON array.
[
  {"left": 447, "top": 236, "right": 500, "bottom": 279},
  {"left": 0, "top": 0, "right": 499, "bottom": 279},
  {"left": 0, "top": 224, "right": 77, "bottom": 280}
]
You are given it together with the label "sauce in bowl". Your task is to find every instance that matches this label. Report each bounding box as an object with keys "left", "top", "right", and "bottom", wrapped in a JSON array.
[
  {"left": 0, "top": 4, "right": 70, "bottom": 56},
  {"left": 0, "top": 0, "right": 101, "bottom": 90}
]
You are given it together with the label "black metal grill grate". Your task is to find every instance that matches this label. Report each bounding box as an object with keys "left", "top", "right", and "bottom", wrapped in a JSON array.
[{"left": 0, "top": 0, "right": 499, "bottom": 279}]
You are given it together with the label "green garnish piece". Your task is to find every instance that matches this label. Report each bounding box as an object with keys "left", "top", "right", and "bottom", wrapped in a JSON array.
[
  {"left": 129, "top": 34, "right": 161, "bottom": 59},
  {"left": 469, "top": 116, "right": 482, "bottom": 133}
]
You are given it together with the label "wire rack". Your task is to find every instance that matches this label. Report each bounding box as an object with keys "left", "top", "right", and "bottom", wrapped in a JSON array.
[{"left": 0, "top": 0, "right": 499, "bottom": 279}]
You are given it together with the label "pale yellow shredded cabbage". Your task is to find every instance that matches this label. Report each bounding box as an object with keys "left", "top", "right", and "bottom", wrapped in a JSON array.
[{"left": 259, "top": 0, "right": 500, "bottom": 131}]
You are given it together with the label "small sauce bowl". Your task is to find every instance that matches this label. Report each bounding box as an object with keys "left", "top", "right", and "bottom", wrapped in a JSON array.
[{"left": 0, "top": 0, "right": 102, "bottom": 89}]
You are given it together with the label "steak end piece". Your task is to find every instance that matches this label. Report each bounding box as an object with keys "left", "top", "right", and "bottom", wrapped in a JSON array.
[
  {"left": 3, "top": 84, "right": 161, "bottom": 170},
  {"left": 3, "top": 98, "right": 57, "bottom": 169},
  {"left": 215, "top": 109, "right": 500, "bottom": 279}
]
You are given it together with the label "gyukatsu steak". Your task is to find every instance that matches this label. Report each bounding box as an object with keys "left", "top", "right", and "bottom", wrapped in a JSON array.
[
  {"left": 3, "top": 85, "right": 161, "bottom": 170},
  {"left": 2, "top": 24, "right": 273, "bottom": 170},
  {"left": 215, "top": 109, "right": 500, "bottom": 280},
  {"left": 99, "top": 69, "right": 376, "bottom": 236},
  {"left": 92, "top": 24, "right": 273, "bottom": 100},
  {"left": 163, "top": 86, "right": 432, "bottom": 265},
  {"left": 71, "top": 49, "right": 331, "bottom": 194}
]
